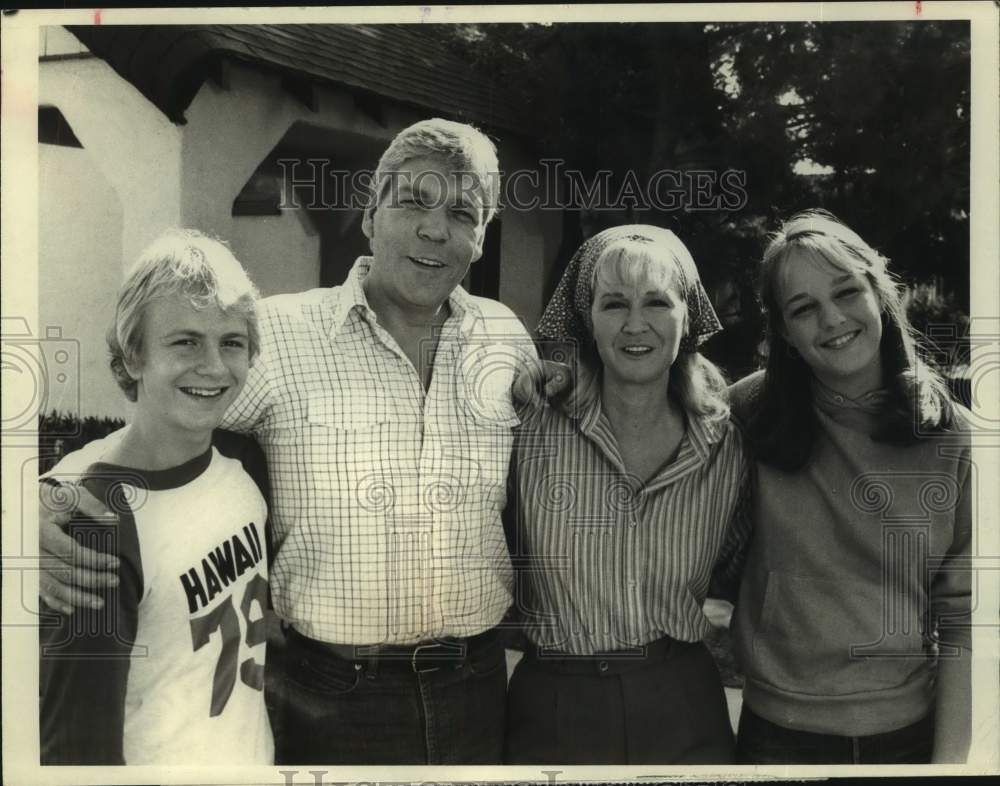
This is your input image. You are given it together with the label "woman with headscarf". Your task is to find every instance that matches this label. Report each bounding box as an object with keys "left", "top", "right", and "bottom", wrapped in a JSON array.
[{"left": 503, "top": 225, "right": 748, "bottom": 765}]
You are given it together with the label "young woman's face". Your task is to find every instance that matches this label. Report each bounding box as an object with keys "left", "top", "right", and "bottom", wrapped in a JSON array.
[
  {"left": 590, "top": 263, "right": 687, "bottom": 391},
  {"left": 777, "top": 251, "right": 884, "bottom": 396}
]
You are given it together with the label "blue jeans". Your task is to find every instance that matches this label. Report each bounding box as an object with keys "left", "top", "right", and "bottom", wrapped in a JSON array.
[
  {"left": 271, "top": 627, "right": 507, "bottom": 764},
  {"left": 736, "top": 704, "right": 934, "bottom": 764}
]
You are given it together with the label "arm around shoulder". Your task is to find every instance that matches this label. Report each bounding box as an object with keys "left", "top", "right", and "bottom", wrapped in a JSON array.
[
  {"left": 709, "top": 439, "right": 754, "bottom": 604},
  {"left": 39, "top": 496, "right": 142, "bottom": 764},
  {"left": 39, "top": 439, "right": 124, "bottom": 614},
  {"left": 726, "top": 369, "right": 766, "bottom": 431}
]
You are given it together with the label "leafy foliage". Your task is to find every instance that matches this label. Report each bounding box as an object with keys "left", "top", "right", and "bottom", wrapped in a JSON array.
[
  {"left": 905, "top": 280, "right": 971, "bottom": 369},
  {"left": 38, "top": 412, "right": 126, "bottom": 474},
  {"left": 709, "top": 21, "right": 970, "bottom": 305},
  {"left": 444, "top": 20, "right": 970, "bottom": 312}
]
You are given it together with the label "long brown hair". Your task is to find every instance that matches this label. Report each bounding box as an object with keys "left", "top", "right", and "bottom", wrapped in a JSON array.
[{"left": 747, "top": 210, "right": 954, "bottom": 470}]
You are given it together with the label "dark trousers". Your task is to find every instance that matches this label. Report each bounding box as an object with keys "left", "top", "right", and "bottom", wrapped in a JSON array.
[
  {"left": 735, "top": 704, "right": 934, "bottom": 764},
  {"left": 271, "top": 627, "right": 507, "bottom": 765},
  {"left": 504, "top": 638, "right": 735, "bottom": 765}
]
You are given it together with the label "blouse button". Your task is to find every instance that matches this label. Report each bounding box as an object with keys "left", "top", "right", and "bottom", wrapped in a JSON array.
[{"left": 598, "top": 660, "right": 609, "bottom": 673}]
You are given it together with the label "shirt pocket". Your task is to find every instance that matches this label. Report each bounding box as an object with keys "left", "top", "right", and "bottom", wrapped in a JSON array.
[
  {"left": 750, "top": 572, "right": 929, "bottom": 696},
  {"left": 305, "top": 392, "right": 395, "bottom": 502},
  {"left": 307, "top": 391, "right": 393, "bottom": 431}
]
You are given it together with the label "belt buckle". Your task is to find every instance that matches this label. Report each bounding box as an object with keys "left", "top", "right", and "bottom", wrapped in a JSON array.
[{"left": 411, "top": 643, "right": 442, "bottom": 674}]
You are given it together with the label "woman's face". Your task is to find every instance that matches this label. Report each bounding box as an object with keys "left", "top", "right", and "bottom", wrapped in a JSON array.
[
  {"left": 777, "top": 250, "right": 884, "bottom": 396},
  {"left": 590, "top": 262, "right": 687, "bottom": 391}
]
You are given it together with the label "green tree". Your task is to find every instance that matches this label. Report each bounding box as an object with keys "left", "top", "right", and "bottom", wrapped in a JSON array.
[
  {"left": 709, "top": 21, "right": 970, "bottom": 303},
  {"left": 444, "top": 20, "right": 970, "bottom": 306}
]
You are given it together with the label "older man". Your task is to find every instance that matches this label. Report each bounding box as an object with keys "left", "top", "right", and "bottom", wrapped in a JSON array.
[{"left": 39, "top": 118, "right": 542, "bottom": 764}]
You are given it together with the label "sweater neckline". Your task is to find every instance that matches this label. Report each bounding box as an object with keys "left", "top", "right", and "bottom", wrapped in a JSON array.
[{"left": 812, "top": 377, "right": 890, "bottom": 414}]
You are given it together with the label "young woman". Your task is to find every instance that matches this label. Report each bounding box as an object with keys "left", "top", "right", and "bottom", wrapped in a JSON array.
[
  {"left": 722, "top": 209, "right": 971, "bottom": 764},
  {"left": 504, "top": 225, "right": 748, "bottom": 764}
]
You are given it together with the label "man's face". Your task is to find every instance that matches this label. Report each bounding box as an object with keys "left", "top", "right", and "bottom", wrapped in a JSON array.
[{"left": 362, "top": 155, "right": 487, "bottom": 316}]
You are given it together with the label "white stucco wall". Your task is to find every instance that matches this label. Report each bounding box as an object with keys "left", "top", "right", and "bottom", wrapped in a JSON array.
[
  {"left": 38, "top": 143, "right": 129, "bottom": 420},
  {"left": 39, "top": 57, "right": 183, "bottom": 266},
  {"left": 227, "top": 212, "right": 320, "bottom": 297},
  {"left": 40, "top": 26, "right": 89, "bottom": 57},
  {"left": 39, "top": 47, "right": 182, "bottom": 420},
  {"left": 179, "top": 66, "right": 326, "bottom": 296},
  {"left": 177, "top": 61, "right": 465, "bottom": 297},
  {"left": 38, "top": 34, "right": 559, "bottom": 421}
]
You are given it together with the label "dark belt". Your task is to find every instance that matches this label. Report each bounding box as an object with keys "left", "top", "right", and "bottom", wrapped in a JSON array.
[
  {"left": 525, "top": 635, "right": 698, "bottom": 676},
  {"left": 285, "top": 625, "right": 498, "bottom": 674}
]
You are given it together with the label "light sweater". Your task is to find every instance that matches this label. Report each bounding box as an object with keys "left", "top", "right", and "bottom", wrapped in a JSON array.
[{"left": 725, "top": 371, "right": 972, "bottom": 736}]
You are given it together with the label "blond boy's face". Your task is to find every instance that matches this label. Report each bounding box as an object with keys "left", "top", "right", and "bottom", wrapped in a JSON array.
[{"left": 128, "top": 294, "right": 250, "bottom": 440}]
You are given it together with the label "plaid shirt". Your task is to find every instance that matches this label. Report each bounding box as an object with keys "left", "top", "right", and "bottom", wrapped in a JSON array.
[{"left": 223, "top": 258, "right": 536, "bottom": 645}]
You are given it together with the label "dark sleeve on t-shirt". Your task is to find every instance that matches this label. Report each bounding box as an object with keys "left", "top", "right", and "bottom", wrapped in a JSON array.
[
  {"left": 39, "top": 476, "right": 143, "bottom": 765},
  {"left": 212, "top": 428, "right": 273, "bottom": 565},
  {"left": 212, "top": 429, "right": 270, "bottom": 504}
]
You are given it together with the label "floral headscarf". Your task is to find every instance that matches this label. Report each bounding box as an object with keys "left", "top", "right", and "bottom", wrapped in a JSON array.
[{"left": 536, "top": 224, "right": 722, "bottom": 354}]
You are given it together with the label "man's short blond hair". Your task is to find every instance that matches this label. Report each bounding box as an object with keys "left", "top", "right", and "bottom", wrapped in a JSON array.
[{"left": 370, "top": 118, "right": 501, "bottom": 225}]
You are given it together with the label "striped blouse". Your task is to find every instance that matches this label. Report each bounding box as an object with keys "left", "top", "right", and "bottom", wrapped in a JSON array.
[{"left": 510, "top": 397, "right": 748, "bottom": 656}]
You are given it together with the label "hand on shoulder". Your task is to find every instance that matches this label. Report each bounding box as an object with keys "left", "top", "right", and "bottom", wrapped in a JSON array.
[{"left": 727, "top": 369, "right": 766, "bottom": 428}]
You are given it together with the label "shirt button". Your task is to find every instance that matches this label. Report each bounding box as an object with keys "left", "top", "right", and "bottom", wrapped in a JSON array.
[
  {"left": 598, "top": 660, "right": 609, "bottom": 673},
  {"left": 834, "top": 395, "right": 845, "bottom": 404}
]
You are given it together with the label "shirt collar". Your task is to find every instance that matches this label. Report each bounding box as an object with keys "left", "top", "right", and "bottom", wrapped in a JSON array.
[
  {"left": 576, "top": 392, "right": 724, "bottom": 449},
  {"left": 329, "top": 256, "right": 476, "bottom": 340},
  {"left": 572, "top": 393, "right": 725, "bottom": 487}
]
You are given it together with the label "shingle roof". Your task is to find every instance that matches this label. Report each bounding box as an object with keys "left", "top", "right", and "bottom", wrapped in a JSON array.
[{"left": 65, "top": 24, "right": 528, "bottom": 135}]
